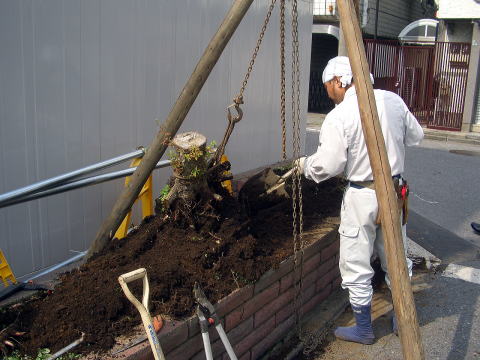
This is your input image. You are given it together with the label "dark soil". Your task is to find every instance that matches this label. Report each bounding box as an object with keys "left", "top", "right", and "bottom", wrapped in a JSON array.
[{"left": 0, "top": 177, "right": 344, "bottom": 357}]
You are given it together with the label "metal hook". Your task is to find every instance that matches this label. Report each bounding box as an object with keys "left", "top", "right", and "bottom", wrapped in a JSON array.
[{"left": 226, "top": 103, "right": 243, "bottom": 124}]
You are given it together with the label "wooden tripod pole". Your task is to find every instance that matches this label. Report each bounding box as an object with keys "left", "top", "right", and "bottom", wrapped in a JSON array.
[
  {"left": 336, "top": 1, "right": 425, "bottom": 359},
  {"left": 87, "top": 0, "right": 255, "bottom": 259}
]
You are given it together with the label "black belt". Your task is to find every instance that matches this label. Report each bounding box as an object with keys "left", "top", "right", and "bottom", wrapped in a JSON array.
[{"left": 349, "top": 174, "right": 401, "bottom": 189}]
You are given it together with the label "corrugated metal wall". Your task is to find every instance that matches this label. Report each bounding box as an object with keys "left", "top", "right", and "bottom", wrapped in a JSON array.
[{"left": 0, "top": 0, "right": 312, "bottom": 278}]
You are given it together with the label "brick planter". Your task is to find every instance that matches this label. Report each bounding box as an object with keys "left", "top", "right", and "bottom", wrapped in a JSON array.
[
  {"left": 111, "top": 229, "right": 340, "bottom": 360},
  {"left": 109, "top": 166, "right": 341, "bottom": 360}
]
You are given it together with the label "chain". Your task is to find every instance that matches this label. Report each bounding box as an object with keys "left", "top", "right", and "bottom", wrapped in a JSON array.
[
  {"left": 236, "top": 0, "right": 277, "bottom": 104},
  {"left": 290, "top": 0, "right": 306, "bottom": 344},
  {"left": 280, "top": 0, "right": 287, "bottom": 160}
]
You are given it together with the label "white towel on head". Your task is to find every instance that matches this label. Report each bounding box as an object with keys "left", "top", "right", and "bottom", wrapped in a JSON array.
[{"left": 322, "top": 56, "right": 374, "bottom": 87}]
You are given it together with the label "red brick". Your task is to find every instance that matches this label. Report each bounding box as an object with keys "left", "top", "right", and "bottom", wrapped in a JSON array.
[
  {"left": 158, "top": 319, "right": 189, "bottom": 354},
  {"left": 254, "top": 287, "right": 295, "bottom": 327},
  {"left": 324, "top": 267, "right": 340, "bottom": 285},
  {"left": 276, "top": 302, "right": 294, "bottom": 325},
  {"left": 299, "top": 283, "right": 316, "bottom": 306},
  {"left": 302, "top": 268, "right": 318, "bottom": 288},
  {"left": 333, "top": 275, "right": 342, "bottom": 289},
  {"left": 300, "top": 286, "right": 331, "bottom": 317},
  {"left": 317, "top": 257, "right": 336, "bottom": 278},
  {"left": 190, "top": 338, "right": 226, "bottom": 360},
  {"left": 115, "top": 340, "right": 152, "bottom": 360},
  {"left": 240, "top": 282, "right": 279, "bottom": 324},
  {"left": 280, "top": 272, "right": 293, "bottom": 293},
  {"left": 226, "top": 317, "right": 254, "bottom": 346},
  {"left": 254, "top": 259, "right": 291, "bottom": 294},
  {"left": 302, "top": 237, "right": 327, "bottom": 260},
  {"left": 316, "top": 274, "right": 331, "bottom": 292},
  {"left": 215, "top": 284, "right": 254, "bottom": 317},
  {"left": 166, "top": 333, "right": 204, "bottom": 360},
  {"left": 230, "top": 316, "right": 275, "bottom": 357},
  {"left": 223, "top": 350, "right": 251, "bottom": 360},
  {"left": 225, "top": 308, "right": 244, "bottom": 332},
  {"left": 321, "top": 239, "right": 340, "bottom": 262},
  {"left": 301, "top": 253, "right": 321, "bottom": 276},
  {"left": 251, "top": 315, "right": 295, "bottom": 359}
]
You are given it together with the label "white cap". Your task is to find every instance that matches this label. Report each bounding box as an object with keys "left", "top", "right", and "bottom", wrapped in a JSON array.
[{"left": 322, "top": 56, "right": 374, "bottom": 87}]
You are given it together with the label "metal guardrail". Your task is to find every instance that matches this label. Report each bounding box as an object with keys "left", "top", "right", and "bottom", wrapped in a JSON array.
[
  {"left": 0, "top": 148, "right": 146, "bottom": 206},
  {"left": 0, "top": 150, "right": 171, "bottom": 209}
]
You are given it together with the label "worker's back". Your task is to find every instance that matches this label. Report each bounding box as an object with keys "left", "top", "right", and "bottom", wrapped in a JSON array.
[{"left": 330, "top": 87, "right": 424, "bottom": 182}]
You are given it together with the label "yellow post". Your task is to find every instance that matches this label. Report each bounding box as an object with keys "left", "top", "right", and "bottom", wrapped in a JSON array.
[
  {"left": 114, "top": 157, "right": 153, "bottom": 240},
  {"left": 220, "top": 154, "right": 233, "bottom": 194},
  {"left": 0, "top": 249, "right": 17, "bottom": 287}
]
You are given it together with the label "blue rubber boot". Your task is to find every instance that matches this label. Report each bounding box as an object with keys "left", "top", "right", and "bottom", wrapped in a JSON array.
[
  {"left": 334, "top": 304, "right": 375, "bottom": 345},
  {"left": 392, "top": 314, "right": 398, "bottom": 336}
]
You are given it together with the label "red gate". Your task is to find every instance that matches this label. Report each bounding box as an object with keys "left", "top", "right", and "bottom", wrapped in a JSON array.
[{"left": 364, "top": 40, "right": 471, "bottom": 131}]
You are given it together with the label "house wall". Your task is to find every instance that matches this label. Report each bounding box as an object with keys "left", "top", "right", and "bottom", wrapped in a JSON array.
[
  {"left": 0, "top": 0, "right": 313, "bottom": 278},
  {"left": 362, "top": 0, "right": 434, "bottom": 39},
  {"left": 437, "top": 0, "right": 480, "bottom": 19}
]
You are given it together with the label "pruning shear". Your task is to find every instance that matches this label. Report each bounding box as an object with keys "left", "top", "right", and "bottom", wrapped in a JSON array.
[{"left": 193, "top": 282, "right": 238, "bottom": 360}]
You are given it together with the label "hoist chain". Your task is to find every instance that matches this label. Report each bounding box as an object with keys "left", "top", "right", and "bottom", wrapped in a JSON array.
[
  {"left": 235, "top": 0, "right": 277, "bottom": 105},
  {"left": 280, "top": 0, "right": 287, "bottom": 160},
  {"left": 290, "top": 0, "right": 306, "bottom": 344}
]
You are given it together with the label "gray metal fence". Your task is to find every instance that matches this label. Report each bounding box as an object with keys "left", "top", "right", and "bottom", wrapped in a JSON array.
[{"left": 0, "top": 0, "right": 313, "bottom": 278}]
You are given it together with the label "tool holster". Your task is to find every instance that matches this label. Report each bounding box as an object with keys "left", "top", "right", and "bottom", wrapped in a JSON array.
[{"left": 375, "top": 178, "right": 409, "bottom": 225}]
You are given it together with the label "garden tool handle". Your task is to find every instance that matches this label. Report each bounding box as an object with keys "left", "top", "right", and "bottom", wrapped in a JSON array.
[
  {"left": 118, "top": 268, "right": 166, "bottom": 360},
  {"left": 118, "top": 268, "right": 149, "bottom": 310}
]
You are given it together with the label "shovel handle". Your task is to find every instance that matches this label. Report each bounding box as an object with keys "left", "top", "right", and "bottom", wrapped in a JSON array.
[
  {"left": 118, "top": 268, "right": 149, "bottom": 310},
  {"left": 118, "top": 268, "right": 165, "bottom": 360}
]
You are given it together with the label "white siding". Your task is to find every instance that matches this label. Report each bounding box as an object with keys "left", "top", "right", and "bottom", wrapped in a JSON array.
[
  {"left": 0, "top": 0, "right": 313, "bottom": 278},
  {"left": 362, "top": 0, "right": 432, "bottom": 39},
  {"left": 438, "top": 0, "right": 480, "bottom": 19}
]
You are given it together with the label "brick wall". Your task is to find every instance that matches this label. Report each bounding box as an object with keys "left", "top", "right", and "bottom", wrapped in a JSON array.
[{"left": 114, "top": 229, "right": 340, "bottom": 360}]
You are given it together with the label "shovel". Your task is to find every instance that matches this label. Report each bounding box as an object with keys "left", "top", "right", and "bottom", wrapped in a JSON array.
[
  {"left": 238, "top": 166, "right": 295, "bottom": 213},
  {"left": 118, "top": 268, "right": 166, "bottom": 360}
]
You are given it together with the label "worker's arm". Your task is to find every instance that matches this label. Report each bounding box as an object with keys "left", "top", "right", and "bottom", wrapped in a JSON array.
[
  {"left": 404, "top": 105, "right": 424, "bottom": 146},
  {"left": 303, "top": 114, "right": 348, "bottom": 183}
]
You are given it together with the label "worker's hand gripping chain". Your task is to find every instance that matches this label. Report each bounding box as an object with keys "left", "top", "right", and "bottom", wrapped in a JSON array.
[{"left": 194, "top": 282, "right": 238, "bottom": 360}]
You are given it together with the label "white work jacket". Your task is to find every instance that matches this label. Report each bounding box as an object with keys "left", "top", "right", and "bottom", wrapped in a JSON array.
[{"left": 304, "top": 87, "right": 424, "bottom": 183}]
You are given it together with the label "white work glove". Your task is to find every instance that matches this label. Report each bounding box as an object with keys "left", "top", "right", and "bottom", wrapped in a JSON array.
[{"left": 293, "top": 156, "right": 306, "bottom": 174}]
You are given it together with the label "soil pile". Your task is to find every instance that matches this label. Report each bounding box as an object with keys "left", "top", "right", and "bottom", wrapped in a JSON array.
[{"left": 0, "top": 177, "right": 344, "bottom": 357}]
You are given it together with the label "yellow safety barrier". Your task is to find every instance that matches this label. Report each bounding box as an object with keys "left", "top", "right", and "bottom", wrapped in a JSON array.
[
  {"left": 114, "top": 157, "right": 153, "bottom": 240},
  {"left": 0, "top": 249, "right": 17, "bottom": 287},
  {"left": 220, "top": 154, "right": 233, "bottom": 195}
]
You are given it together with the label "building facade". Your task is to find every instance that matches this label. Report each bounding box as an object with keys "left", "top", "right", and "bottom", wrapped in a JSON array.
[{"left": 437, "top": 0, "right": 480, "bottom": 132}]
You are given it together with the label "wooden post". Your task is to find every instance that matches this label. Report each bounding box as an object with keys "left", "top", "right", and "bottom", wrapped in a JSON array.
[
  {"left": 336, "top": 1, "right": 425, "bottom": 359},
  {"left": 87, "top": 0, "right": 255, "bottom": 258}
]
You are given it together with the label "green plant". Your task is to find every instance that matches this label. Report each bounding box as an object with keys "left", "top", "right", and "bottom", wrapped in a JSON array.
[{"left": 5, "top": 348, "right": 80, "bottom": 360}]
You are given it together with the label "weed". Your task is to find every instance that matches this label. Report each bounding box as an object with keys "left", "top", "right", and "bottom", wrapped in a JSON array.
[{"left": 5, "top": 348, "right": 80, "bottom": 360}]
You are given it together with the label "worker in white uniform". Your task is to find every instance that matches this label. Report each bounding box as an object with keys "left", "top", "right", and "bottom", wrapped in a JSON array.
[{"left": 296, "top": 56, "right": 424, "bottom": 344}]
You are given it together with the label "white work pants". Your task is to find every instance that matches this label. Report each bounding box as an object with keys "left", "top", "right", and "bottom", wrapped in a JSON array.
[{"left": 338, "top": 184, "right": 413, "bottom": 307}]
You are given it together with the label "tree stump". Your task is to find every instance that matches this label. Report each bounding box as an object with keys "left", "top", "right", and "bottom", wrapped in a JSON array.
[{"left": 156, "top": 131, "right": 233, "bottom": 230}]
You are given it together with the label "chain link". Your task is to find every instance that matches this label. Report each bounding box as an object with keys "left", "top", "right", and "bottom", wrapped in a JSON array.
[
  {"left": 236, "top": 0, "right": 277, "bottom": 104},
  {"left": 280, "top": 0, "right": 287, "bottom": 160},
  {"left": 290, "top": 0, "right": 306, "bottom": 345}
]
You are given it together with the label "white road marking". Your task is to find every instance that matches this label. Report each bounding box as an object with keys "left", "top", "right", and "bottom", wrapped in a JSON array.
[{"left": 442, "top": 264, "right": 480, "bottom": 285}]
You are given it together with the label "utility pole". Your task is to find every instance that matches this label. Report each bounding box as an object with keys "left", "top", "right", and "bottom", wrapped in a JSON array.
[
  {"left": 87, "top": 0, "right": 255, "bottom": 258},
  {"left": 337, "top": 0, "right": 425, "bottom": 359}
]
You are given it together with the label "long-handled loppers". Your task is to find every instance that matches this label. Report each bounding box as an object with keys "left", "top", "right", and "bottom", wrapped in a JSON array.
[{"left": 193, "top": 283, "right": 237, "bottom": 360}]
